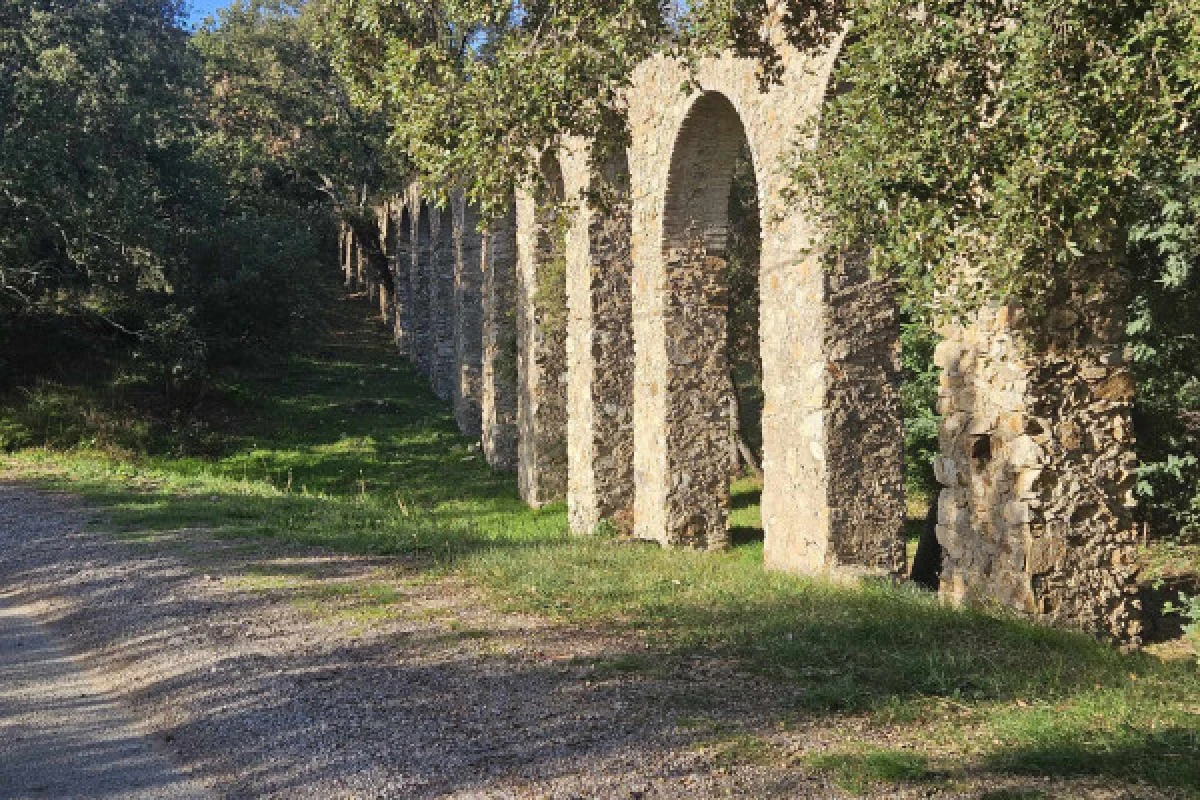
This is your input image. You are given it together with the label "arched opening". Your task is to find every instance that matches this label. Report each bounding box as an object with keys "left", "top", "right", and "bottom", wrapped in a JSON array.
[
  {"left": 517, "top": 151, "right": 569, "bottom": 506},
  {"left": 658, "top": 91, "right": 763, "bottom": 550}
]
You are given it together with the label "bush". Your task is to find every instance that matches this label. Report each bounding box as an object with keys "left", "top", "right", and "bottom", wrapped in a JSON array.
[
  {"left": 131, "top": 308, "right": 209, "bottom": 401},
  {"left": 1165, "top": 593, "right": 1200, "bottom": 662},
  {"left": 182, "top": 211, "right": 335, "bottom": 366},
  {"left": 901, "top": 319, "right": 941, "bottom": 503}
]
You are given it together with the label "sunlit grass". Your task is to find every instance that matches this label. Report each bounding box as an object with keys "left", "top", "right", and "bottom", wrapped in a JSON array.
[{"left": 3, "top": 292, "right": 1199, "bottom": 794}]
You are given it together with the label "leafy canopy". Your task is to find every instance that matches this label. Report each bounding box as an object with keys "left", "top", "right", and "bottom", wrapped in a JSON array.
[{"left": 0, "top": 0, "right": 200, "bottom": 311}]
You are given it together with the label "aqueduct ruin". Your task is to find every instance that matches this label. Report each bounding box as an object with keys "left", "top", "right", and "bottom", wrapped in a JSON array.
[{"left": 338, "top": 33, "right": 1144, "bottom": 643}]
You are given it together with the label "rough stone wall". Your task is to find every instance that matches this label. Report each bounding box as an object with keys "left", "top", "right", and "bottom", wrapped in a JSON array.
[
  {"left": 481, "top": 209, "right": 520, "bottom": 471},
  {"left": 347, "top": 229, "right": 361, "bottom": 289},
  {"left": 515, "top": 158, "right": 570, "bottom": 507},
  {"left": 562, "top": 140, "right": 636, "bottom": 534},
  {"left": 387, "top": 200, "right": 413, "bottom": 355},
  {"left": 355, "top": 237, "right": 368, "bottom": 293},
  {"left": 374, "top": 204, "right": 395, "bottom": 328},
  {"left": 429, "top": 207, "right": 457, "bottom": 402},
  {"left": 339, "top": 44, "right": 1138, "bottom": 641},
  {"left": 663, "top": 237, "right": 734, "bottom": 549},
  {"left": 411, "top": 201, "right": 433, "bottom": 379},
  {"left": 453, "top": 193, "right": 484, "bottom": 438},
  {"left": 375, "top": 205, "right": 394, "bottom": 329},
  {"left": 825, "top": 254, "right": 907, "bottom": 572},
  {"left": 378, "top": 281, "right": 393, "bottom": 327},
  {"left": 625, "top": 46, "right": 905, "bottom": 571},
  {"left": 934, "top": 276, "right": 1141, "bottom": 642}
]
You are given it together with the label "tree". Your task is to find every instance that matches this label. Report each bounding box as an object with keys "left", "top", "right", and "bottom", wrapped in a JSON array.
[
  {"left": 0, "top": 0, "right": 200, "bottom": 316},
  {"left": 193, "top": 0, "right": 395, "bottom": 214},
  {"left": 790, "top": 1, "right": 1200, "bottom": 534},
  {"left": 313, "top": 0, "right": 666, "bottom": 217}
]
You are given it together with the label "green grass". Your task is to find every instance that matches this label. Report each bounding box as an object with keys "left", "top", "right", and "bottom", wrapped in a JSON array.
[
  {"left": 705, "top": 732, "right": 785, "bottom": 768},
  {"left": 3, "top": 290, "right": 1200, "bottom": 795},
  {"left": 805, "top": 747, "right": 931, "bottom": 794}
]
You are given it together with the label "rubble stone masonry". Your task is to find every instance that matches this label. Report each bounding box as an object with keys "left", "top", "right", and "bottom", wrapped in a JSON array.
[
  {"left": 934, "top": 274, "right": 1141, "bottom": 642},
  {"left": 363, "top": 30, "right": 1142, "bottom": 642}
]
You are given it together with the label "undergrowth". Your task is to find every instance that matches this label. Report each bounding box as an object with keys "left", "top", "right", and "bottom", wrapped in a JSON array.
[{"left": 2, "top": 288, "right": 1199, "bottom": 795}]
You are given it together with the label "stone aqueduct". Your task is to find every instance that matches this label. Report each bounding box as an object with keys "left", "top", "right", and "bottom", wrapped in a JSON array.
[{"left": 339, "top": 38, "right": 1144, "bottom": 643}]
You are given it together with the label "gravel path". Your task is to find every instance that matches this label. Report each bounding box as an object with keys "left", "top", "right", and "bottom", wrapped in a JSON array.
[
  {"left": 0, "top": 593, "right": 214, "bottom": 799},
  {"left": 0, "top": 481, "right": 1160, "bottom": 799}
]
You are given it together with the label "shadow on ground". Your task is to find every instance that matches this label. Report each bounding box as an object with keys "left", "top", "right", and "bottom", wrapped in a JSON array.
[{"left": 2, "top": 289, "right": 1198, "bottom": 796}]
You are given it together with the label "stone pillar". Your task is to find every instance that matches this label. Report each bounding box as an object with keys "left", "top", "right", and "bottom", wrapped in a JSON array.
[
  {"left": 663, "top": 235, "right": 735, "bottom": 548},
  {"left": 933, "top": 275, "right": 1141, "bottom": 642},
  {"left": 481, "top": 210, "right": 519, "bottom": 470},
  {"left": 411, "top": 203, "right": 433, "bottom": 379},
  {"left": 627, "top": 53, "right": 904, "bottom": 574},
  {"left": 516, "top": 156, "right": 569, "bottom": 507},
  {"left": 429, "top": 208, "right": 457, "bottom": 402},
  {"left": 375, "top": 204, "right": 395, "bottom": 330},
  {"left": 564, "top": 144, "right": 636, "bottom": 535},
  {"left": 345, "top": 228, "right": 360, "bottom": 289},
  {"left": 453, "top": 194, "right": 484, "bottom": 439},
  {"left": 822, "top": 254, "right": 907, "bottom": 572},
  {"left": 388, "top": 201, "right": 413, "bottom": 355},
  {"left": 378, "top": 282, "right": 393, "bottom": 326}
]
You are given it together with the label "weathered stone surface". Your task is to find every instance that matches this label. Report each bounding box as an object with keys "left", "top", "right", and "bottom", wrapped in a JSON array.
[
  {"left": 935, "top": 275, "right": 1142, "bottom": 643},
  {"left": 395, "top": 200, "right": 415, "bottom": 354},
  {"left": 340, "top": 224, "right": 354, "bottom": 288},
  {"left": 625, "top": 45, "right": 905, "bottom": 571},
  {"left": 481, "top": 208, "right": 519, "bottom": 471},
  {"left": 562, "top": 139, "right": 636, "bottom": 535},
  {"left": 410, "top": 198, "right": 433, "bottom": 379},
  {"left": 429, "top": 205, "right": 456, "bottom": 402},
  {"left": 453, "top": 193, "right": 484, "bottom": 439},
  {"left": 516, "top": 154, "right": 569, "bottom": 507}
]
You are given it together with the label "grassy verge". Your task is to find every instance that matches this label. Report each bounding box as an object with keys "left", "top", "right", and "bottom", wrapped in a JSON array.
[{"left": 3, "top": 291, "right": 1199, "bottom": 795}]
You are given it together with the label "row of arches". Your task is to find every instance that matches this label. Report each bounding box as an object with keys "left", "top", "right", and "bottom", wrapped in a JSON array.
[{"left": 338, "top": 45, "right": 1143, "bottom": 643}]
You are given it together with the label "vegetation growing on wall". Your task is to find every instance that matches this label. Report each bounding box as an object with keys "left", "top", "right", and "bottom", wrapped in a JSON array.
[
  {"left": 5, "top": 0, "right": 1200, "bottom": 552},
  {"left": 779, "top": 0, "right": 1200, "bottom": 542},
  {"left": 533, "top": 208, "right": 570, "bottom": 337}
]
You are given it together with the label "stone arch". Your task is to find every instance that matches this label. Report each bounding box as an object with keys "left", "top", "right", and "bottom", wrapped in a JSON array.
[
  {"left": 662, "top": 92, "right": 750, "bottom": 258},
  {"left": 627, "top": 48, "right": 906, "bottom": 573},
  {"left": 563, "top": 138, "right": 636, "bottom": 534},
  {"left": 516, "top": 150, "right": 570, "bottom": 506},
  {"left": 651, "top": 90, "right": 757, "bottom": 548}
]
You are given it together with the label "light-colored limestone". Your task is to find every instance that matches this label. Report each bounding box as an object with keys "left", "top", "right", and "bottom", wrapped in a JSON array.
[{"left": 625, "top": 45, "right": 905, "bottom": 572}]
